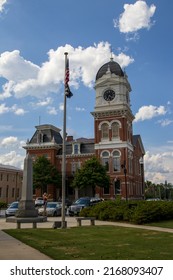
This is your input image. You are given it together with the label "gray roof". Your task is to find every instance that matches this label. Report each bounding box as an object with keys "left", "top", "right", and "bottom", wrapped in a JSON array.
[
  {"left": 96, "top": 60, "right": 124, "bottom": 80},
  {"left": 132, "top": 135, "right": 145, "bottom": 155},
  {"left": 0, "top": 164, "right": 22, "bottom": 172},
  {"left": 29, "top": 124, "right": 62, "bottom": 145}
]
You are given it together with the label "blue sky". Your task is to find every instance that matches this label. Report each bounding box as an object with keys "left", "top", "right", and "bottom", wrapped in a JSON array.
[{"left": 0, "top": 0, "right": 173, "bottom": 184}]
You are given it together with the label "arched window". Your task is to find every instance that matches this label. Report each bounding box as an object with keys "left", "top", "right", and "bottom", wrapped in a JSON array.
[
  {"left": 101, "top": 123, "right": 109, "bottom": 140},
  {"left": 112, "top": 150, "right": 121, "bottom": 172},
  {"left": 101, "top": 151, "right": 110, "bottom": 172},
  {"left": 112, "top": 122, "right": 120, "bottom": 138}
]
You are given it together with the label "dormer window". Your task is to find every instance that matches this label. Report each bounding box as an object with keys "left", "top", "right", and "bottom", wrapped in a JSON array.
[
  {"left": 37, "top": 131, "right": 43, "bottom": 143},
  {"left": 72, "top": 143, "right": 80, "bottom": 155}
]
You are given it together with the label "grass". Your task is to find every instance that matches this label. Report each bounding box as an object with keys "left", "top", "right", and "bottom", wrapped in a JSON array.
[
  {"left": 4, "top": 225, "right": 173, "bottom": 260},
  {"left": 145, "top": 219, "right": 173, "bottom": 228}
]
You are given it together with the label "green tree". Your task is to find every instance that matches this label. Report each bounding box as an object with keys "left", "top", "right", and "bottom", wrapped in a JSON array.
[
  {"left": 33, "top": 156, "right": 60, "bottom": 194},
  {"left": 71, "top": 156, "right": 110, "bottom": 195}
]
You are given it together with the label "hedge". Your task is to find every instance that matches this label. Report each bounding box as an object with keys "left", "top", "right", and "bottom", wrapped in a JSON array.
[
  {"left": 0, "top": 201, "right": 8, "bottom": 209},
  {"left": 80, "top": 200, "right": 173, "bottom": 224}
]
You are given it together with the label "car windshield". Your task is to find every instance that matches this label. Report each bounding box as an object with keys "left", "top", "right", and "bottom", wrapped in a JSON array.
[
  {"left": 47, "top": 203, "right": 57, "bottom": 208},
  {"left": 9, "top": 202, "right": 18, "bottom": 208},
  {"left": 74, "top": 198, "right": 90, "bottom": 205}
]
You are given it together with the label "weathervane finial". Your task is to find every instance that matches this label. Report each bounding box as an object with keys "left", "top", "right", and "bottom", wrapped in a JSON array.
[{"left": 110, "top": 45, "right": 114, "bottom": 61}]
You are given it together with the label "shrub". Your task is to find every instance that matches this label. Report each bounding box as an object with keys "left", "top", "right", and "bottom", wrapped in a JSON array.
[
  {"left": 0, "top": 201, "right": 8, "bottom": 209},
  {"left": 80, "top": 200, "right": 173, "bottom": 224}
]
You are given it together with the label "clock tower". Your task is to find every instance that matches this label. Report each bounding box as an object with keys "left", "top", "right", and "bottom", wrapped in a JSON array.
[{"left": 91, "top": 58, "right": 145, "bottom": 200}]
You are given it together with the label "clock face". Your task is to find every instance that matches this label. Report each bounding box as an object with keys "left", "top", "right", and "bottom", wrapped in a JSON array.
[{"left": 103, "top": 89, "right": 115, "bottom": 101}]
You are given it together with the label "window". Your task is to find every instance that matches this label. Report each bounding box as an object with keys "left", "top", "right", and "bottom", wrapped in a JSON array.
[
  {"left": 112, "top": 122, "right": 119, "bottom": 138},
  {"left": 103, "top": 186, "right": 110, "bottom": 195},
  {"left": 101, "top": 151, "right": 109, "bottom": 172},
  {"left": 74, "top": 144, "right": 79, "bottom": 154},
  {"left": 112, "top": 150, "right": 121, "bottom": 172},
  {"left": 0, "top": 187, "right": 2, "bottom": 197},
  {"left": 101, "top": 123, "right": 109, "bottom": 140},
  {"left": 17, "top": 188, "right": 20, "bottom": 199},
  {"left": 128, "top": 152, "right": 133, "bottom": 174},
  {"left": 114, "top": 180, "right": 121, "bottom": 195},
  {"left": 12, "top": 188, "right": 15, "bottom": 198},
  {"left": 71, "top": 161, "right": 81, "bottom": 175},
  {"left": 72, "top": 143, "right": 80, "bottom": 155},
  {"left": 6, "top": 186, "right": 9, "bottom": 198}
]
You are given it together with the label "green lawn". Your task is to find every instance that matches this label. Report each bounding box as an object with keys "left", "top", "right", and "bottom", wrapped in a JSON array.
[
  {"left": 4, "top": 225, "right": 173, "bottom": 260},
  {"left": 145, "top": 219, "right": 173, "bottom": 228}
]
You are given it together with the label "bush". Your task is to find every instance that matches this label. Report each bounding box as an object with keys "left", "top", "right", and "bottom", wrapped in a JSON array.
[
  {"left": 80, "top": 200, "right": 173, "bottom": 224},
  {"left": 0, "top": 201, "right": 8, "bottom": 209}
]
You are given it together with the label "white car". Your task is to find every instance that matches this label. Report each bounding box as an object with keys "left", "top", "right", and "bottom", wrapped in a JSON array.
[
  {"left": 35, "top": 197, "right": 44, "bottom": 207},
  {"left": 5, "top": 201, "right": 19, "bottom": 217},
  {"left": 38, "top": 202, "right": 62, "bottom": 216}
]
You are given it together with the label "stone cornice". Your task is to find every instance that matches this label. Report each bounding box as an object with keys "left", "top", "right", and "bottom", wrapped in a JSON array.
[
  {"left": 57, "top": 153, "right": 95, "bottom": 159},
  {"left": 91, "top": 109, "right": 134, "bottom": 121},
  {"left": 23, "top": 143, "right": 61, "bottom": 150}
]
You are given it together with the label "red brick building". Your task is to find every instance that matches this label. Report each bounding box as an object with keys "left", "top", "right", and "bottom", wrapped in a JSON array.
[{"left": 24, "top": 59, "right": 145, "bottom": 201}]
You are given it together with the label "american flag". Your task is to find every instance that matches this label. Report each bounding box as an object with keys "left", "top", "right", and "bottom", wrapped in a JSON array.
[{"left": 65, "top": 58, "right": 69, "bottom": 86}]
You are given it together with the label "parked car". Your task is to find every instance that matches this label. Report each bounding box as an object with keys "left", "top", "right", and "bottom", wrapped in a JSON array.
[
  {"left": 58, "top": 198, "right": 72, "bottom": 207},
  {"left": 146, "top": 198, "right": 161, "bottom": 201},
  {"left": 38, "top": 201, "right": 62, "bottom": 216},
  {"left": 35, "top": 197, "right": 44, "bottom": 207},
  {"left": 5, "top": 201, "right": 19, "bottom": 217},
  {"left": 68, "top": 197, "right": 102, "bottom": 216}
]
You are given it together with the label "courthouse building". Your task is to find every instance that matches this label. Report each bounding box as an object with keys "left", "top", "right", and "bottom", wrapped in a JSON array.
[{"left": 24, "top": 58, "right": 145, "bottom": 201}]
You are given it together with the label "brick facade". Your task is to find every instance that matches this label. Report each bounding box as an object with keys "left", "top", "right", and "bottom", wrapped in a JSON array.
[
  {"left": 24, "top": 59, "right": 145, "bottom": 201},
  {"left": 0, "top": 165, "right": 23, "bottom": 204}
]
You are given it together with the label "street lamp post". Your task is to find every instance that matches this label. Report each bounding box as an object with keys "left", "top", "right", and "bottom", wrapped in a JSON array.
[{"left": 121, "top": 161, "right": 127, "bottom": 201}]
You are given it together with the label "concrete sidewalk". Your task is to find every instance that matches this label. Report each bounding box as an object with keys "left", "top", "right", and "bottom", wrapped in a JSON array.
[{"left": 1, "top": 216, "right": 173, "bottom": 260}]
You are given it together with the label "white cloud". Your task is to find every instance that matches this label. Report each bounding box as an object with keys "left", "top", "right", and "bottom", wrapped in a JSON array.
[
  {"left": 0, "top": 0, "right": 7, "bottom": 13},
  {"left": 75, "top": 107, "right": 86, "bottom": 112},
  {"left": 59, "top": 103, "right": 64, "bottom": 111},
  {"left": 47, "top": 106, "right": 58, "bottom": 115},
  {"left": 114, "top": 1, "right": 156, "bottom": 33},
  {"left": 0, "top": 81, "right": 13, "bottom": 100},
  {"left": 35, "top": 97, "right": 53, "bottom": 107},
  {"left": 0, "top": 42, "right": 134, "bottom": 99},
  {"left": 0, "top": 137, "right": 26, "bottom": 168},
  {"left": 0, "top": 150, "right": 24, "bottom": 169},
  {"left": 157, "top": 119, "right": 173, "bottom": 127},
  {"left": 144, "top": 149, "right": 173, "bottom": 184},
  {"left": 1, "top": 136, "right": 18, "bottom": 147},
  {"left": 14, "top": 108, "right": 26, "bottom": 115},
  {"left": 0, "top": 103, "right": 9, "bottom": 114},
  {"left": 134, "top": 105, "right": 167, "bottom": 122},
  {"left": 0, "top": 103, "right": 27, "bottom": 115},
  {"left": 0, "top": 50, "right": 39, "bottom": 81}
]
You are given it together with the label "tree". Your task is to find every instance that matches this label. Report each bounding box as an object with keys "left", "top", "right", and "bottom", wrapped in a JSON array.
[
  {"left": 71, "top": 156, "right": 110, "bottom": 195},
  {"left": 145, "top": 180, "right": 173, "bottom": 200},
  {"left": 33, "top": 156, "right": 60, "bottom": 194}
]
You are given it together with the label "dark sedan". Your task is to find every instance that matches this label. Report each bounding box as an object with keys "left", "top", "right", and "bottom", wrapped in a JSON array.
[{"left": 68, "top": 197, "right": 102, "bottom": 216}]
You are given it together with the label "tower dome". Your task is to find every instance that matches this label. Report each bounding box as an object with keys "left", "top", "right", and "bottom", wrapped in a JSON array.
[{"left": 96, "top": 59, "right": 124, "bottom": 81}]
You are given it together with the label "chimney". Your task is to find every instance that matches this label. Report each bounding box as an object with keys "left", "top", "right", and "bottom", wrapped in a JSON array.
[{"left": 66, "top": 136, "right": 73, "bottom": 142}]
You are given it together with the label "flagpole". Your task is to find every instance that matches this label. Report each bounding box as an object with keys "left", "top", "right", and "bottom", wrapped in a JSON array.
[{"left": 61, "top": 52, "right": 68, "bottom": 228}]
